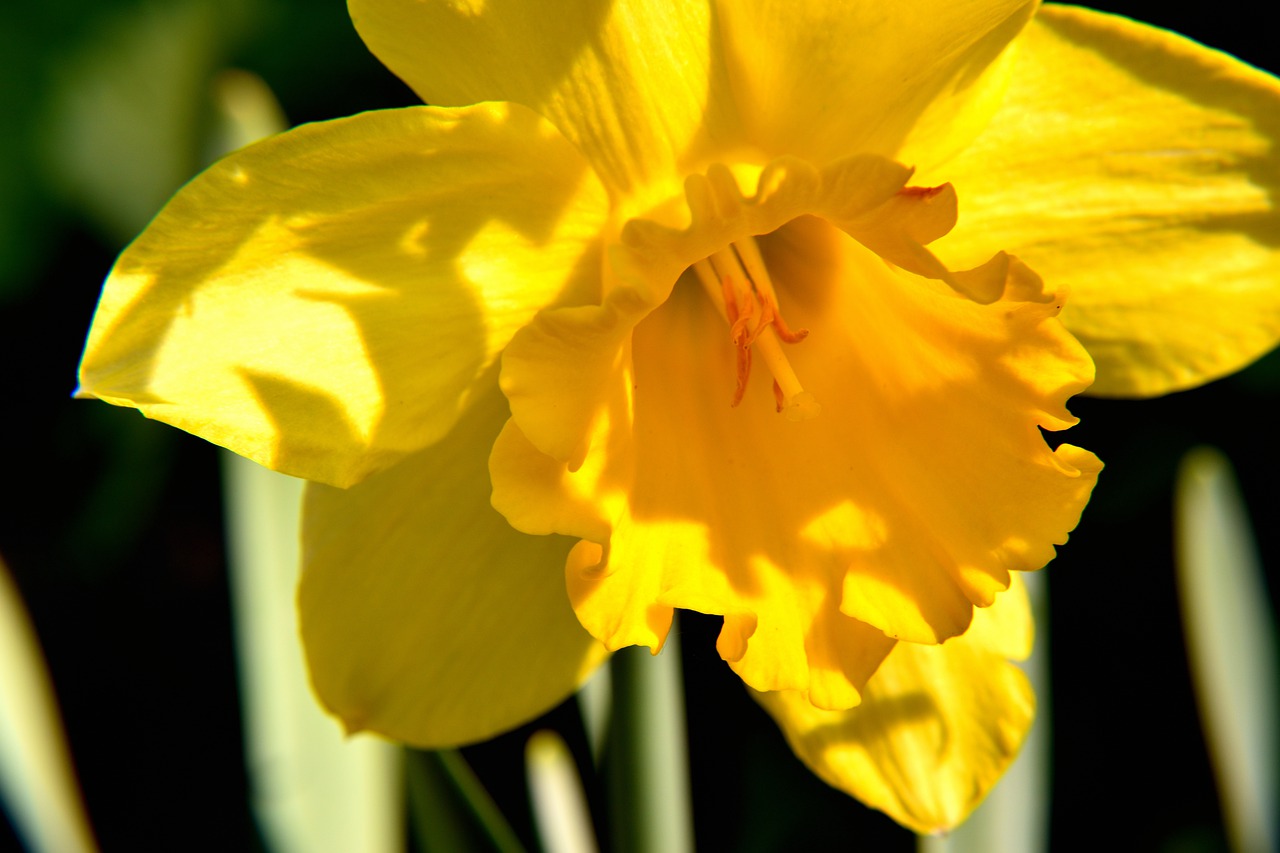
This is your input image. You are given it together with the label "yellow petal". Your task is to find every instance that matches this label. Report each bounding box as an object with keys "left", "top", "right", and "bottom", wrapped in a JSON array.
[
  {"left": 299, "top": 378, "right": 608, "bottom": 747},
  {"left": 754, "top": 577, "right": 1036, "bottom": 835},
  {"left": 348, "top": 0, "right": 737, "bottom": 211},
  {"left": 77, "top": 103, "right": 608, "bottom": 486},
  {"left": 492, "top": 156, "right": 1100, "bottom": 707},
  {"left": 922, "top": 6, "right": 1280, "bottom": 397},
  {"left": 717, "top": 0, "right": 1036, "bottom": 169}
]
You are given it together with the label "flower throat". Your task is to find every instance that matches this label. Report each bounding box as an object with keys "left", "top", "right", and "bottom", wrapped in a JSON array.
[{"left": 692, "top": 237, "right": 821, "bottom": 421}]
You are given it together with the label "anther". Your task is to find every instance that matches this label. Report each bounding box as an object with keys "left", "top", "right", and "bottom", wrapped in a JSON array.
[{"left": 692, "top": 237, "right": 820, "bottom": 419}]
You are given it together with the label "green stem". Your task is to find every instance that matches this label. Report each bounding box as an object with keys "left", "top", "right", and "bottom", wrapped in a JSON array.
[
  {"left": 406, "top": 748, "right": 525, "bottom": 853},
  {"left": 608, "top": 628, "right": 694, "bottom": 853}
]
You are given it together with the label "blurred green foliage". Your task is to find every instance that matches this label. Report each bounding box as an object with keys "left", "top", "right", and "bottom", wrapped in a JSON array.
[{"left": 0, "top": 0, "right": 412, "bottom": 301}]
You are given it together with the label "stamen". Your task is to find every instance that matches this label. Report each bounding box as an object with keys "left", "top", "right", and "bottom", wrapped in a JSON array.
[
  {"left": 720, "top": 276, "right": 740, "bottom": 326},
  {"left": 765, "top": 301, "right": 809, "bottom": 344},
  {"left": 691, "top": 237, "right": 820, "bottom": 420},
  {"left": 693, "top": 259, "right": 729, "bottom": 321},
  {"left": 727, "top": 237, "right": 779, "bottom": 305},
  {"left": 733, "top": 344, "right": 751, "bottom": 408},
  {"left": 755, "top": 325, "right": 820, "bottom": 421}
]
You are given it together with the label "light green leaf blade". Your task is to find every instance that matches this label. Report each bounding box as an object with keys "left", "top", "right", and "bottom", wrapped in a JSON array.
[
  {"left": 223, "top": 451, "right": 400, "bottom": 853},
  {"left": 1176, "top": 447, "right": 1278, "bottom": 853},
  {"left": 0, "top": 556, "right": 99, "bottom": 853}
]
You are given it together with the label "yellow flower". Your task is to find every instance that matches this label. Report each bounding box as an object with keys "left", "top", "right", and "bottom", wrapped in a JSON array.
[{"left": 76, "top": 0, "right": 1280, "bottom": 833}]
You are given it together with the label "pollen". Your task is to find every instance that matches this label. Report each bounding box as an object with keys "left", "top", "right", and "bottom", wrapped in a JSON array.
[{"left": 692, "top": 237, "right": 821, "bottom": 421}]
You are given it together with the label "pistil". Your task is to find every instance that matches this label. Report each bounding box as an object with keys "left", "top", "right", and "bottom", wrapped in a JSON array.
[{"left": 692, "top": 238, "right": 821, "bottom": 421}]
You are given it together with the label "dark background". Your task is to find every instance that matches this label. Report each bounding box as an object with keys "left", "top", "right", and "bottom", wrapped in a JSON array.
[{"left": 2, "top": 2, "right": 1275, "bottom": 850}]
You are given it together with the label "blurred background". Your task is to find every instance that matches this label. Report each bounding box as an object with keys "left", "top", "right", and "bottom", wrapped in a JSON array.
[{"left": 1, "top": 1, "right": 1276, "bottom": 850}]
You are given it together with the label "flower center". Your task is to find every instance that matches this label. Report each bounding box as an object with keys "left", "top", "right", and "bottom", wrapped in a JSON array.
[{"left": 692, "top": 237, "right": 821, "bottom": 421}]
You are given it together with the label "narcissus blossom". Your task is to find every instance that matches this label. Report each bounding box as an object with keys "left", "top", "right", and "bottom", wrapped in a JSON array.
[{"left": 76, "top": 0, "right": 1280, "bottom": 833}]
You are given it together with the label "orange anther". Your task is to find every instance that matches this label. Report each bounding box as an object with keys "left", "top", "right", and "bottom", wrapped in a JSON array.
[
  {"left": 771, "top": 310, "right": 809, "bottom": 344},
  {"left": 692, "top": 240, "right": 819, "bottom": 418},
  {"left": 732, "top": 345, "right": 751, "bottom": 408}
]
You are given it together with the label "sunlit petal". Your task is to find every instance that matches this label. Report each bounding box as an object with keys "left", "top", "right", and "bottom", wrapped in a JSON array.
[
  {"left": 719, "top": 0, "right": 1036, "bottom": 169},
  {"left": 349, "top": 0, "right": 738, "bottom": 211},
  {"left": 755, "top": 577, "right": 1035, "bottom": 834},
  {"left": 78, "top": 103, "right": 607, "bottom": 486},
  {"left": 925, "top": 6, "right": 1280, "bottom": 396}
]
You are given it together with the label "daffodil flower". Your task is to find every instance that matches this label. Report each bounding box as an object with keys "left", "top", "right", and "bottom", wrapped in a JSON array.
[{"left": 76, "top": 0, "right": 1280, "bottom": 833}]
